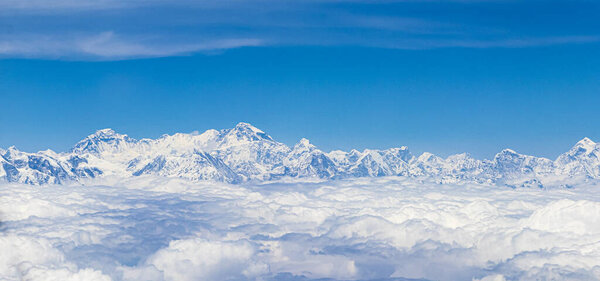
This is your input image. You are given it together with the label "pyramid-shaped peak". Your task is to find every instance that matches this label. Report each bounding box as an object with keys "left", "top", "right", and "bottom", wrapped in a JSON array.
[
  {"left": 7, "top": 145, "right": 20, "bottom": 151},
  {"left": 2, "top": 146, "right": 26, "bottom": 159},
  {"left": 299, "top": 138, "right": 311, "bottom": 146},
  {"left": 72, "top": 128, "right": 135, "bottom": 154},
  {"left": 223, "top": 122, "right": 273, "bottom": 142},
  {"left": 561, "top": 137, "right": 598, "bottom": 159},
  {"left": 5, "top": 145, "right": 21, "bottom": 154},
  {"left": 293, "top": 138, "right": 317, "bottom": 151},
  {"left": 574, "top": 137, "right": 596, "bottom": 149},
  {"left": 91, "top": 128, "right": 119, "bottom": 137},
  {"left": 234, "top": 122, "right": 263, "bottom": 132}
]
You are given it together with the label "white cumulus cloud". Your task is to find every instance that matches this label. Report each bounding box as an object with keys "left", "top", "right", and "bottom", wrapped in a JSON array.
[{"left": 2, "top": 177, "right": 600, "bottom": 280}]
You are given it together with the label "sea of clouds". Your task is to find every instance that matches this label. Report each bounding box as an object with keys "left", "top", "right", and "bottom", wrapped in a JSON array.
[{"left": 1, "top": 176, "right": 600, "bottom": 281}]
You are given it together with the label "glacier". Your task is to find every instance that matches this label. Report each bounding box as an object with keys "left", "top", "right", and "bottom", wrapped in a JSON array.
[{"left": 2, "top": 122, "right": 599, "bottom": 187}]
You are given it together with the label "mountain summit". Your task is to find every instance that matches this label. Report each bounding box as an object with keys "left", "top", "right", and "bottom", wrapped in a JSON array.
[
  {"left": 1, "top": 125, "right": 598, "bottom": 187},
  {"left": 71, "top": 128, "right": 136, "bottom": 155}
]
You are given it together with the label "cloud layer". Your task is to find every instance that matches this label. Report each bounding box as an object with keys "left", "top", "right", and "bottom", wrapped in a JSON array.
[{"left": 2, "top": 177, "right": 600, "bottom": 280}]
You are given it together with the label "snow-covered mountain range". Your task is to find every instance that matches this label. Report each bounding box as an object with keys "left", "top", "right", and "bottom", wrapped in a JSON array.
[{"left": 2, "top": 122, "right": 599, "bottom": 187}]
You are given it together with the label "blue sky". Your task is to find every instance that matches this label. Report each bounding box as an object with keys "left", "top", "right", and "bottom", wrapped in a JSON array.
[{"left": 1, "top": 0, "right": 599, "bottom": 159}]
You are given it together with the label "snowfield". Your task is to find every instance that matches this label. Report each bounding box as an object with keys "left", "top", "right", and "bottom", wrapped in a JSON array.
[{"left": 2, "top": 177, "right": 600, "bottom": 281}]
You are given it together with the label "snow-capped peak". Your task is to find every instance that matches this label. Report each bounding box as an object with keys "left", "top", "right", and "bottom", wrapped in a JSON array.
[
  {"left": 292, "top": 138, "right": 316, "bottom": 152},
  {"left": 217, "top": 122, "right": 274, "bottom": 146},
  {"left": 554, "top": 137, "right": 600, "bottom": 178},
  {"left": 6, "top": 145, "right": 20, "bottom": 152},
  {"left": 446, "top": 152, "right": 472, "bottom": 161},
  {"left": 71, "top": 128, "right": 136, "bottom": 155},
  {"left": 3, "top": 146, "right": 25, "bottom": 159},
  {"left": 94, "top": 128, "right": 118, "bottom": 137},
  {"left": 573, "top": 137, "right": 596, "bottom": 152},
  {"left": 497, "top": 148, "right": 518, "bottom": 155},
  {"left": 298, "top": 138, "right": 311, "bottom": 146},
  {"left": 417, "top": 152, "right": 440, "bottom": 162},
  {"left": 235, "top": 122, "right": 262, "bottom": 132},
  {"left": 77, "top": 128, "right": 129, "bottom": 142},
  {"left": 557, "top": 137, "right": 599, "bottom": 161},
  {"left": 3, "top": 124, "right": 600, "bottom": 187}
]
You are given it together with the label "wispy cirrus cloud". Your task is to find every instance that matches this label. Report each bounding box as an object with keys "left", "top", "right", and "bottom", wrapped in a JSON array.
[
  {"left": 0, "top": 0, "right": 598, "bottom": 60},
  {"left": 0, "top": 0, "right": 510, "bottom": 12},
  {"left": 0, "top": 32, "right": 262, "bottom": 60},
  {"left": 0, "top": 0, "right": 174, "bottom": 11},
  {"left": 360, "top": 35, "right": 600, "bottom": 49}
]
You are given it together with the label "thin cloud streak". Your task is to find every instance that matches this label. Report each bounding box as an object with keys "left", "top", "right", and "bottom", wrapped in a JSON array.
[
  {"left": 0, "top": 32, "right": 263, "bottom": 60},
  {"left": 368, "top": 36, "right": 600, "bottom": 49},
  {"left": 0, "top": 0, "right": 512, "bottom": 12},
  {"left": 2, "top": 32, "right": 598, "bottom": 60}
]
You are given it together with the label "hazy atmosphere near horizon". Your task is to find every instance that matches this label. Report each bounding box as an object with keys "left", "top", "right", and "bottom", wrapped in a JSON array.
[{"left": 2, "top": 1, "right": 600, "bottom": 281}]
